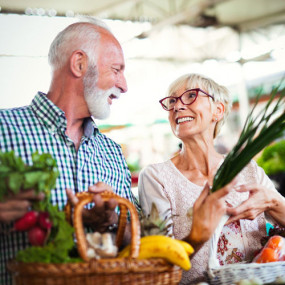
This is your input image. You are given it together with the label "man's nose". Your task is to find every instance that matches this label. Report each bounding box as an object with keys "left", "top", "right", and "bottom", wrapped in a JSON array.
[{"left": 117, "top": 73, "right": 128, "bottom": 93}]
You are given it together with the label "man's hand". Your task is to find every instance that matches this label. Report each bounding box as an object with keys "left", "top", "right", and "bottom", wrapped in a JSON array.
[
  {"left": 0, "top": 189, "right": 45, "bottom": 223},
  {"left": 66, "top": 182, "right": 119, "bottom": 232}
]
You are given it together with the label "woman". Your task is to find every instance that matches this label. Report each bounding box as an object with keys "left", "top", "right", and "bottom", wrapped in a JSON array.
[{"left": 138, "top": 73, "right": 285, "bottom": 284}]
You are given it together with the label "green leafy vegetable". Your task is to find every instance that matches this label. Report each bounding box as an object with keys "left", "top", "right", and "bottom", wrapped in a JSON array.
[
  {"left": 211, "top": 85, "right": 285, "bottom": 192},
  {"left": 0, "top": 151, "right": 59, "bottom": 201},
  {"left": 257, "top": 139, "right": 285, "bottom": 175}
]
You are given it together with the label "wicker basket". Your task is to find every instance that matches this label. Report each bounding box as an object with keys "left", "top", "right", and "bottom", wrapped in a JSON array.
[
  {"left": 207, "top": 215, "right": 285, "bottom": 285},
  {"left": 8, "top": 191, "right": 182, "bottom": 285},
  {"left": 208, "top": 261, "right": 285, "bottom": 285}
]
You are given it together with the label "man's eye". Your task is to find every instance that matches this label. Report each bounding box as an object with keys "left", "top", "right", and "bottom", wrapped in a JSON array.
[{"left": 113, "top": 68, "right": 120, "bottom": 74}]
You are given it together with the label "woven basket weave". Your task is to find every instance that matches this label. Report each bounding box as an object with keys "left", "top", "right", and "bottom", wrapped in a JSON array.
[
  {"left": 208, "top": 261, "right": 285, "bottom": 285},
  {"left": 8, "top": 191, "right": 182, "bottom": 285},
  {"left": 207, "top": 215, "right": 285, "bottom": 285}
]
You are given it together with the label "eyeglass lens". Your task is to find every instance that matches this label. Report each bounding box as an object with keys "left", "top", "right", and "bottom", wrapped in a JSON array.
[{"left": 162, "top": 90, "right": 197, "bottom": 110}]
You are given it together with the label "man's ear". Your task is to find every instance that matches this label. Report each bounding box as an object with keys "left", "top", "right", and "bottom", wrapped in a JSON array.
[
  {"left": 70, "top": 50, "right": 87, "bottom": 78},
  {"left": 214, "top": 102, "right": 225, "bottom": 121}
]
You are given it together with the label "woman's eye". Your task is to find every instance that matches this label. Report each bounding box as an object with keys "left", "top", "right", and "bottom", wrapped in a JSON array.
[
  {"left": 169, "top": 98, "right": 176, "bottom": 104},
  {"left": 186, "top": 92, "right": 196, "bottom": 99}
]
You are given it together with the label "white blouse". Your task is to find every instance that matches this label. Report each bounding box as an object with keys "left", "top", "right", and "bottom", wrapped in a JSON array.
[{"left": 138, "top": 159, "right": 278, "bottom": 284}]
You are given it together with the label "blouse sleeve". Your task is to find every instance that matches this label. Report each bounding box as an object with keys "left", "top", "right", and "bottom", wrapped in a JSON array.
[
  {"left": 255, "top": 160, "right": 277, "bottom": 191},
  {"left": 138, "top": 165, "right": 173, "bottom": 231}
]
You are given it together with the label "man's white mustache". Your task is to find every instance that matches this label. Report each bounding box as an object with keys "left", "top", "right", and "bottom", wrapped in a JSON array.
[{"left": 107, "top": 87, "right": 121, "bottom": 99}]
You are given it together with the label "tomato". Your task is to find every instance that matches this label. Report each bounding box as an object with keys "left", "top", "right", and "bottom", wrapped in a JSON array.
[
  {"left": 266, "top": 235, "right": 284, "bottom": 252},
  {"left": 255, "top": 247, "right": 279, "bottom": 263}
]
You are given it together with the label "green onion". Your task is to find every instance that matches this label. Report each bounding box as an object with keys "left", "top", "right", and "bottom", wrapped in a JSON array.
[{"left": 211, "top": 85, "right": 285, "bottom": 192}]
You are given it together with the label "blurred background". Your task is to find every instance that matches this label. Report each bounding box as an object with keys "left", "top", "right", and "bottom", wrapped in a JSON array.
[{"left": 0, "top": 0, "right": 285, "bottom": 193}]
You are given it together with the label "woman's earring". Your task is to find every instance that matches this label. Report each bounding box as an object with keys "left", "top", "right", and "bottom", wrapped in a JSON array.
[{"left": 215, "top": 118, "right": 218, "bottom": 122}]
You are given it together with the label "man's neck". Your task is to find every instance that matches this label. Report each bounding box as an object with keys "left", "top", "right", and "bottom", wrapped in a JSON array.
[
  {"left": 66, "top": 123, "right": 84, "bottom": 151},
  {"left": 47, "top": 91, "right": 89, "bottom": 152}
]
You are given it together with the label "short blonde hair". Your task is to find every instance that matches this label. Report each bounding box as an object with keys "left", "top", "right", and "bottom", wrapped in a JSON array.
[{"left": 167, "top": 73, "right": 232, "bottom": 138}]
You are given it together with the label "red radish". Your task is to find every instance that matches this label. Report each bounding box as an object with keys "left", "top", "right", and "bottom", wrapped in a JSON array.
[
  {"left": 38, "top": 212, "right": 52, "bottom": 229},
  {"left": 28, "top": 226, "right": 46, "bottom": 246},
  {"left": 14, "top": 211, "right": 38, "bottom": 231}
]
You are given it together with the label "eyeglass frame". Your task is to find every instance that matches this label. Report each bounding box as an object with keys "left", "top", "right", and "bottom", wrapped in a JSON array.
[{"left": 159, "top": 88, "right": 214, "bottom": 111}]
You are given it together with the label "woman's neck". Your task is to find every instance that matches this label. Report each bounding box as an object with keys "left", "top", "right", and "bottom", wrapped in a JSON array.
[{"left": 171, "top": 137, "right": 223, "bottom": 186}]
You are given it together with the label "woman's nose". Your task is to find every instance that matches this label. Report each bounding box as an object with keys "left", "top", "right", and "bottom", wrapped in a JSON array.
[{"left": 173, "top": 98, "right": 186, "bottom": 111}]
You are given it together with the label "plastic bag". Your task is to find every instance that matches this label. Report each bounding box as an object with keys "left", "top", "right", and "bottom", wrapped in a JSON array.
[{"left": 253, "top": 235, "right": 285, "bottom": 263}]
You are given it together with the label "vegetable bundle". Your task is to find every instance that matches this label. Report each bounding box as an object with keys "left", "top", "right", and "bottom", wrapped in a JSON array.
[
  {"left": 0, "top": 151, "right": 78, "bottom": 263},
  {"left": 211, "top": 86, "right": 285, "bottom": 192}
]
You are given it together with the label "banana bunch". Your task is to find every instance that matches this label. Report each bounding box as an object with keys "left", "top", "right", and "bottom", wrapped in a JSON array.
[{"left": 118, "top": 235, "right": 194, "bottom": 271}]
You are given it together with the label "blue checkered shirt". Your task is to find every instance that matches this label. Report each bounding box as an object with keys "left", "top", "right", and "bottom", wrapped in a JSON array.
[{"left": 0, "top": 92, "right": 139, "bottom": 284}]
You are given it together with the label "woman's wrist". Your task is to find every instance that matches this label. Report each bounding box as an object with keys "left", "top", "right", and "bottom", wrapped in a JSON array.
[
  {"left": 184, "top": 230, "right": 204, "bottom": 252},
  {"left": 266, "top": 191, "right": 285, "bottom": 226}
]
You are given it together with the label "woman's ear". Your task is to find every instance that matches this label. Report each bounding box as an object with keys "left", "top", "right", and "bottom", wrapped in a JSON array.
[
  {"left": 70, "top": 50, "right": 87, "bottom": 78},
  {"left": 214, "top": 102, "right": 225, "bottom": 122}
]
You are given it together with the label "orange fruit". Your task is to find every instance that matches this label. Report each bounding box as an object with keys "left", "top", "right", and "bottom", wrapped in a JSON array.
[
  {"left": 266, "top": 235, "right": 284, "bottom": 252},
  {"left": 255, "top": 247, "right": 279, "bottom": 263}
]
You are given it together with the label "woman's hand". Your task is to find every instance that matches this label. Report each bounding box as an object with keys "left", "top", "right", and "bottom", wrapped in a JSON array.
[
  {"left": 226, "top": 184, "right": 285, "bottom": 226},
  {"left": 66, "top": 182, "right": 118, "bottom": 232},
  {"left": 0, "top": 189, "right": 45, "bottom": 223},
  {"left": 186, "top": 182, "right": 231, "bottom": 250}
]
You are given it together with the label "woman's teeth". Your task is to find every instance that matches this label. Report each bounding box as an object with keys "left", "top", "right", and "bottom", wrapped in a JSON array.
[{"left": 177, "top": 117, "right": 194, "bottom": 124}]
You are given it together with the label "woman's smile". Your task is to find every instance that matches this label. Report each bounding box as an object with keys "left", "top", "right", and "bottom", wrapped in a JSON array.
[{"left": 176, "top": 116, "right": 194, "bottom": 124}]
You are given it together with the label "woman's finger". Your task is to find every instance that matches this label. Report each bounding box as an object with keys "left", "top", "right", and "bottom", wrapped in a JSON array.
[
  {"left": 226, "top": 199, "right": 251, "bottom": 217},
  {"left": 234, "top": 184, "right": 259, "bottom": 193},
  {"left": 226, "top": 209, "right": 258, "bottom": 224},
  {"left": 212, "top": 181, "right": 234, "bottom": 199},
  {"left": 195, "top": 182, "right": 210, "bottom": 208}
]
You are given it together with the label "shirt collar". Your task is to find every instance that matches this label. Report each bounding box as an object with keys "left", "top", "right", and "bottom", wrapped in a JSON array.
[
  {"left": 83, "top": 116, "right": 98, "bottom": 138},
  {"left": 31, "top": 92, "right": 98, "bottom": 137}
]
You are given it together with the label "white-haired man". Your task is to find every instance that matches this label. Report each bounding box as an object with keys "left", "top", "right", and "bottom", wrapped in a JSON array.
[{"left": 0, "top": 19, "right": 139, "bottom": 284}]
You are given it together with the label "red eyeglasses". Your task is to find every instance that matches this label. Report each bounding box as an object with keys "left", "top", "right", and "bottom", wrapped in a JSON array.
[{"left": 159, "top": 88, "right": 214, "bottom": 111}]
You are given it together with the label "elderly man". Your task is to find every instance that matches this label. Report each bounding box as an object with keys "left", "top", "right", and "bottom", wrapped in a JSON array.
[{"left": 0, "top": 19, "right": 138, "bottom": 284}]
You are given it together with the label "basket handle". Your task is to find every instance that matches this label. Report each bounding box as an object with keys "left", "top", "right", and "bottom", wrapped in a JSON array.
[
  {"left": 64, "top": 191, "right": 141, "bottom": 261},
  {"left": 64, "top": 192, "right": 128, "bottom": 250}
]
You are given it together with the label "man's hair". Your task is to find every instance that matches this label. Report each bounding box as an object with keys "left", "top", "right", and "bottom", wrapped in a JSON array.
[
  {"left": 167, "top": 73, "right": 232, "bottom": 138},
  {"left": 48, "top": 18, "right": 111, "bottom": 71}
]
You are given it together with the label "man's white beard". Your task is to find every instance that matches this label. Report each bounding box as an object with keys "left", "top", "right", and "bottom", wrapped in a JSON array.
[
  {"left": 83, "top": 66, "right": 120, "bottom": 119},
  {"left": 85, "top": 86, "right": 111, "bottom": 119}
]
